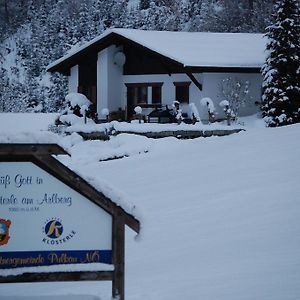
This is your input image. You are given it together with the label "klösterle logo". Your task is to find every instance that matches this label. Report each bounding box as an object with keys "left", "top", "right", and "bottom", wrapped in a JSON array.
[
  {"left": 45, "top": 219, "right": 63, "bottom": 238},
  {"left": 42, "top": 218, "right": 76, "bottom": 245}
]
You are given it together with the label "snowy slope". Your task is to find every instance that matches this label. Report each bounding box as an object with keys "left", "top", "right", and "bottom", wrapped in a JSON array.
[{"left": 0, "top": 116, "right": 300, "bottom": 300}]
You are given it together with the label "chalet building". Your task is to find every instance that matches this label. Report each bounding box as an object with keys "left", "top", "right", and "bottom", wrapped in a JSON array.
[{"left": 47, "top": 29, "right": 266, "bottom": 121}]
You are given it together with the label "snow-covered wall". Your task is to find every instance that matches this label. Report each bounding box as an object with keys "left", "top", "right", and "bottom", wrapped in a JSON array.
[
  {"left": 68, "top": 65, "right": 78, "bottom": 93},
  {"left": 75, "top": 47, "right": 262, "bottom": 120},
  {"left": 108, "top": 45, "right": 123, "bottom": 112},
  {"left": 97, "top": 45, "right": 123, "bottom": 114},
  {"left": 202, "top": 72, "right": 262, "bottom": 118},
  {"left": 122, "top": 72, "right": 261, "bottom": 120},
  {"left": 97, "top": 49, "right": 109, "bottom": 112}
]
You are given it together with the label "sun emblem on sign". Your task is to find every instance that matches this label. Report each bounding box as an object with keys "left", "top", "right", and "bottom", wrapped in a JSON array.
[{"left": 0, "top": 219, "right": 11, "bottom": 246}]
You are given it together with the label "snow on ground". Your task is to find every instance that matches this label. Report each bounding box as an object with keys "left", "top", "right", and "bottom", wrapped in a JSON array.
[
  {"left": 0, "top": 263, "right": 114, "bottom": 277},
  {"left": 0, "top": 113, "right": 64, "bottom": 145},
  {"left": 0, "top": 113, "right": 59, "bottom": 133},
  {"left": 0, "top": 114, "right": 300, "bottom": 300}
]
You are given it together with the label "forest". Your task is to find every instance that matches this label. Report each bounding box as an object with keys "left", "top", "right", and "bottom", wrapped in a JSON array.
[{"left": 0, "top": 0, "right": 275, "bottom": 113}]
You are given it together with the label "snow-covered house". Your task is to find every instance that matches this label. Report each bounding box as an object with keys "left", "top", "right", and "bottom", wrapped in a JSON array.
[{"left": 47, "top": 29, "right": 266, "bottom": 121}]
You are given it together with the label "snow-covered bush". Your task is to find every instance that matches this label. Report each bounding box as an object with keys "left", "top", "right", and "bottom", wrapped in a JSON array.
[
  {"left": 219, "top": 77, "right": 250, "bottom": 120},
  {"left": 219, "top": 100, "right": 229, "bottom": 108},
  {"left": 134, "top": 106, "right": 143, "bottom": 114},
  {"left": 172, "top": 101, "right": 183, "bottom": 124},
  {"left": 200, "top": 97, "right": 215, "bottom": 123},
  {"left": 59, "top": 114, "right": 82, "bottom": 126},
  {"left": 219, "top": 100, "right": 235, "bottom": 125},
  {"left": 134, "top": 106, "right": 143, "bottom": 123},
  {"left": 100, "top": 108, "right": 110, "bottom": 122},
  {"left": 101, "top": 108, "right": 110, "bottom": 117},
  {"left": 189, "top": 103, "right": 201, "bottom": 124},
  {"left": 58, "top": 93, "right": 94, "bottom": 126},
  {"left": 66, "top": 93, "right": 91, "bottom": 111}
]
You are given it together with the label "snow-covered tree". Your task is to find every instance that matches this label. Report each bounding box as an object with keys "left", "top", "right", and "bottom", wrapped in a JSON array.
[
  {"left": 0, "top": 67, "right": 10, "bottom": 112},
  {"left": 262, "top": 0, "right": 300, "bottom": 127},
  {"left": 140, "top": 0, "right": 151, "bottom": 9},
  {"left": 219, "top": 99, "right": 235, "bottom": 125},
  {"left": 219, "top": 77, "right": 251, "bottom": 120},
  {"left": 0, "top": 0, "right": 279, "bottom": 113},
  {"left": 47, "top": 73, "right": 68, "bottom": 112},
  {"left": 140, "top": 1, "right": 179, "bottom": 31}
]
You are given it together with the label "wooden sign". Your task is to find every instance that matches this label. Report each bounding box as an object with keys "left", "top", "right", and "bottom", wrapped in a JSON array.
[{"left": 0, "top": 144, "right": 140, "bottom": 300}]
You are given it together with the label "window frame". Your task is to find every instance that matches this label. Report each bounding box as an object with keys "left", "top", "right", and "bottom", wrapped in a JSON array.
[
  {"left": 173, "top": 81, "right": 191, "bottom": 104},
  {"left": 125, "top": 82, "right": 163, "bottom": 108}
]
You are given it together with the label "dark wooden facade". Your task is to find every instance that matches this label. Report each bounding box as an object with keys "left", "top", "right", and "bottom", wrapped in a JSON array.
[
  {"left": 122, "top": 43, "right": 183, "bottom": 75},
  {"left": 78, "top": 54, "right": 97, "bottom": 104}
]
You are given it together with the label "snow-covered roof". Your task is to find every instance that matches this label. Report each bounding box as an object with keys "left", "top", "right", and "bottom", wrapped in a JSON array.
[{"left": 47, "top": 28, "right": 266, "bottom": 72}]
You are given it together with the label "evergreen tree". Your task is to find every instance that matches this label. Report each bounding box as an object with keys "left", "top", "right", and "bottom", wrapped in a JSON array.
[
  {"left": 140, "top": 0, "right": 151, "bottom": 9},
  {"left": 0, "top": 67, "right": 10, "bottom": 112},
  {"left": 249, "top": 0, "right": 274, "bottom": 33},
  {"left": 47, "top": 73, "right": 68, "bottom": 112},
  {"left": 140, "top": 0, "right": 179, "bottom": 30},
  {"left": 262, "top": 0, "right": 300, "bottom": 127}
]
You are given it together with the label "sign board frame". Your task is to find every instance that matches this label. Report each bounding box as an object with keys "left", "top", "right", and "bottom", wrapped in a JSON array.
[{"left": 0, "top": 144, "right": 140, "bottom": 300}]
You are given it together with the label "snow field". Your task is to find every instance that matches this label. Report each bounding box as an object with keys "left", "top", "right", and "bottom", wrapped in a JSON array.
[{"left": 0, "top": 114, "right": 299, "bottom": 300}]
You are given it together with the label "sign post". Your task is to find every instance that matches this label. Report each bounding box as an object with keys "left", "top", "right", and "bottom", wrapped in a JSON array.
[{"left": 0, "top": 144, "right": 140, "bottom": 300}]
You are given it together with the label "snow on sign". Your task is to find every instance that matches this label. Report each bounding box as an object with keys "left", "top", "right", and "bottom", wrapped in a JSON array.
[
  {"left": 0, "top": 161, "right": 112, "bottom": 269},
  {"left": 0, "top": 144, "right": 140, "bottom": 300}
]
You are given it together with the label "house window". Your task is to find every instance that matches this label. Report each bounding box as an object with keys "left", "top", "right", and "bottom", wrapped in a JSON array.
[
  {"left": 152, "top": 85, "right": 162, "bottom": 104},
  {"left": 125, "top": 82, "right": 163, "bottom": 107},
  {"left": 173, "top": 82, "right": 191, "bottom": 103},
  {"left": 133, "top": 86, "right": 148, "bottom": 104}
]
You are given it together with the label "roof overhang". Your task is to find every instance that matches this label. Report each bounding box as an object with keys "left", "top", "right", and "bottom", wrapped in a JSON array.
[{"left": 185, "top": 66, "right": 261, "bottom": 73}]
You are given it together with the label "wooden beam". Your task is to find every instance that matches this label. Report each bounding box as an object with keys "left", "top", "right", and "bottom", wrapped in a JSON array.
[
  {"left": 185, "top": 66, "right": 261, "bottom": 73},
  {"left": 185, "top": 72, "right": 202, "bottom": 91},
  {"left": 0, "top": 271, "right": 113, "bottom": 284},
  {"left": 112, "top": 209, "right": 125, "bottom": 300},
  {"left": 0, "top": 144, "right": 68, "bottom": 156}
]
